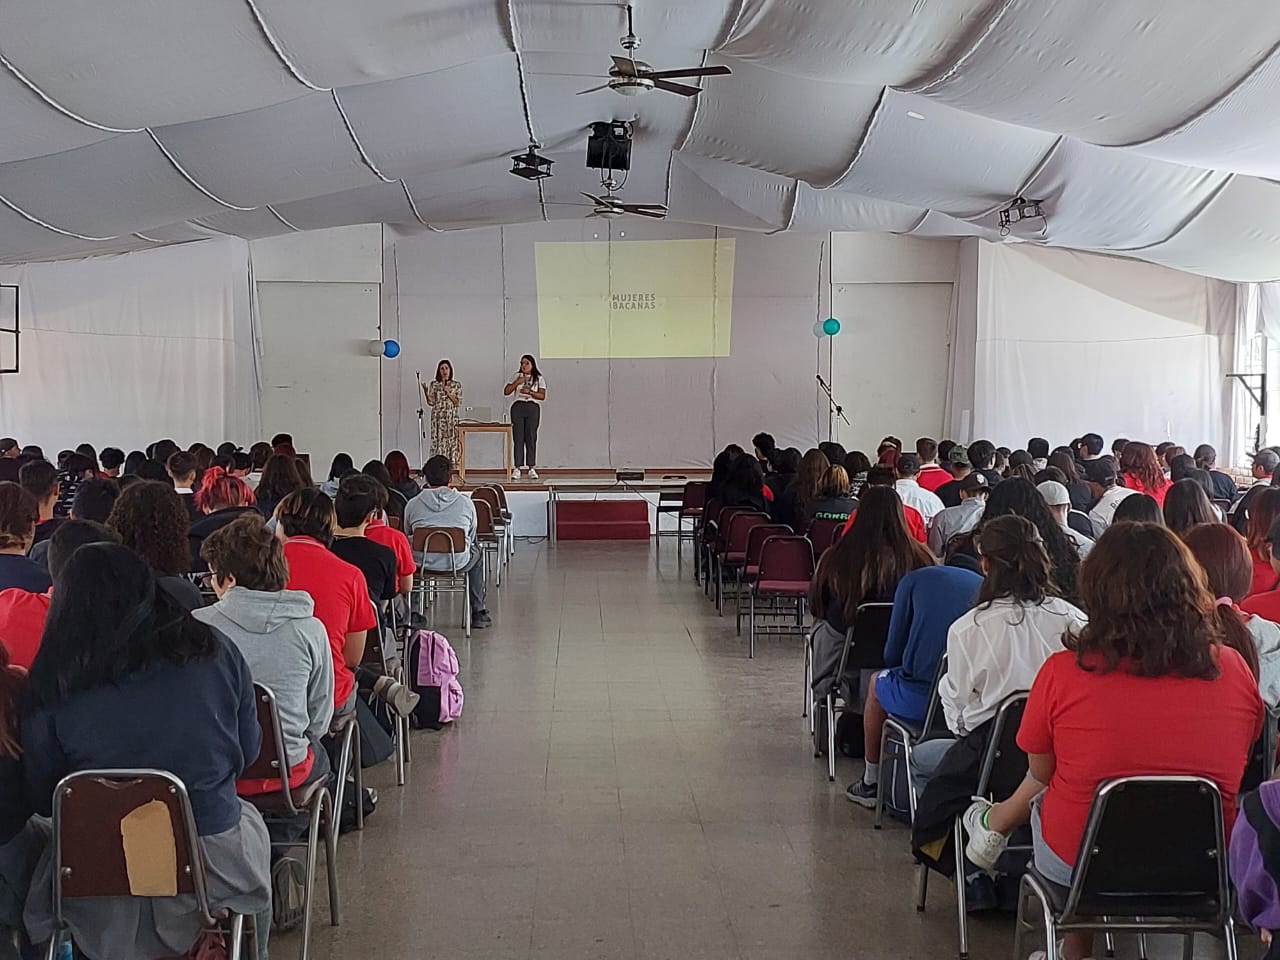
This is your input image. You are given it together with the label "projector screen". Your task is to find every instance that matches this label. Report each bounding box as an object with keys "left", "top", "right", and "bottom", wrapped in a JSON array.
[{"left": 535, "top": 237, "right": 735, "bottom": 359}]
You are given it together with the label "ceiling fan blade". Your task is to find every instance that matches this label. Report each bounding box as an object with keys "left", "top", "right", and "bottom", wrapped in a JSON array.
[
  {"left": 646, "top": 65, "right": 733, "bottom": 80},
  {"left": 576, "top": 83, "right": 613, "bottom": 95},
  {"left": 529, "top": 72, "right": 609, "bottom": 79},
  {"left": 652, "top": 78, "right": 703, "bottom": 97},
  {"left": 611, "top": 55, "right": 640, "bottom": 77},
  {"left": 544, "top": 201, "right": 593, "bottom": 207},
  {"left": 628, "top": 207, "right": 668, "bottom": 219},
  {"left": 580, "top": 193, "right": 610, "bottom": 205}
]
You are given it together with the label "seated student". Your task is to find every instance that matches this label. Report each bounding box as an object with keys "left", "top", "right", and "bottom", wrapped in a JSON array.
[
  {"left": 1111, "top": 492, "right": 1163, "bottom": 524},
  {"left": 189, "top": 466, "right": 258, "bottom": 572},
  {"left": 0, "top": 520, "right": 119, "bottom": 670},
  {"left": 928, "top": 473, "right": 990, "bottom": 557},
  {"left": 109, "top": 481, "right": 204, "bottom": 612},
  {"left": 17, "top": 460, "right": 61, "bottom": 547},
  {"left": 254, "top": 453, "right": 306, "bottom": 520},
  {"left": 1119, "top": 441, "right": 1173, "bottom": 505},
  {"left": 764, "top": 447, "right": 801, "bottom": 505},
  {"left": 984, "top": 477, "right": 1081, "bottom": 600},
  {"left": 245, "top": 441, "right": 272, "bottom": 491},
  {"left": 845, "top": 557, "right": 982, "bottom": 807},
  {"left": 785, "top": 449, "right": 830, "bottom": 533},
  {"left": 362, "top": 482, "right": 416, "bottom": 598},
  {"left": 1084, "top": 458, "right": 1137, "bottom": 537},
  {"left": 805, "top": 465, "right": 859, "bottom": 525},
  {"left": 961, "top": 523, "right": 1262, "bottom": 960},
  {"left": 331, "top": 475, "right": 401, "bottom": 605},
  {"left": 1036, "top": 479, "right": 1094, "bottom": 559},
  {"left": 122, "top": 449, "right": 147, "bottom": 477},
  {"left": 934, "top": 445, "right": 972, "bottom": 509},
  {"left": 98, "top": 447, "right": 123, "bottom": 480},
  {"left": 1246, "top": 490, "right": 1280, "bottom": 597},
  {"left": 0, "top": 484, "right": 49, "bottom": 594},
  {"left": 1239, "top": 450, "right": 1280, "bottom": 535},
  {"left": 0, "top": 638, "right": 39, "bottom": 960},
  {"left": 136, "top": 457, "right": 171, "bottom": 483},
  {"left": 968, "top": 440, "right": 1004, "bottom": 488},
  {"left": 843, "top": 467, "right": 928, "bottom": 543},
  {"left": 362, "top": 459, "right": 409, "bottom": 524},
  {"left": 194, "top": 516, "right": 335, "bottom": 793},
  {"left": 1184, "top": 523, "right": 1280, "bottom": 707},
  {"left": 845, "top": 450, "right": 873, "bottom": 500},
  {"left": 405, "top": 456, "right": 493, "bottom": 629},
  {"left": 1195, "top": 443, "right": 1239, "bottom": 502},
  {"left": 817, "top": 441, "right": 846, "bottom": 469},
  {"left": 915, "top": 438, "right": 952, "bottom": 493},
  {"left": 320, "top": 453, "right": 355, "bottom": 498},
  {"left": 384, "top": 450, "right": 421, "bottom": 503},
  {"left": 1162, "top": 476, "right": 1219, "bottom": 540},
  {"left": 752, "top": 432, "right": 776, "bottom": 467},
  {"left": 895, "top": 454, "right": 945, "bottom": 524},
  {"left": 1027, "top": 438, "right": 1050, "bottom": 473},
  {"left": 810, "top": 487, "right": 935, "bottom": 705},
  {"left": 167, "top": 450, "right": 202, "bottom": 522},
  {"left": 22, "top": 543, "right": 273, "bottom": 958}
]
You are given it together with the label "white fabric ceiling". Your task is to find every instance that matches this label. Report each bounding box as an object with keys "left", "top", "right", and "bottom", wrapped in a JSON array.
[{"left": 5, "top": 0, "right": 1280, "bottom": 279}]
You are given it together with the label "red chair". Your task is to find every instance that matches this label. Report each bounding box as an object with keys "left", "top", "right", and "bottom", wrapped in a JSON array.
[
  {"left": 706, "top": 505, "right": 752, "bottom": 599},
  {"left": 748, "top": 535, "right": 815, "bottom": 658},
  {"left": 736, "top": 523, "right": 792, "bottom": 635},
  {"left": 698, "top": 498, "right": 722, "bottom": 589},
  {"left": 676, "top": 481, "right": 707, "bottom": 566},
  {"left": 806, "top": 518, "right": 844, "bottom": 556},
  {"left": 717, "top": 511, "right": 770, "bottom": 616}
]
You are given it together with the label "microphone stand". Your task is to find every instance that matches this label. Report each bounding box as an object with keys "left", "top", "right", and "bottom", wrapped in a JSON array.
[
  {"left": 415, "top": 371, "right": 427, "bottom": 466},
  {"left": 815, "top": 373, "right": 849, "bottom": 442}
]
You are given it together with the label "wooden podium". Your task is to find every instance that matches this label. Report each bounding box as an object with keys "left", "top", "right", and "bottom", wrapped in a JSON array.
[{"left": 456, "top": 422, "right": 513, "bottom": 482}]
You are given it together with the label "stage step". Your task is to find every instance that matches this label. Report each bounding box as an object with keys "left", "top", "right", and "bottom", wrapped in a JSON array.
[{"left": 555, "top": 500, "right": 650, "bottom": 541}]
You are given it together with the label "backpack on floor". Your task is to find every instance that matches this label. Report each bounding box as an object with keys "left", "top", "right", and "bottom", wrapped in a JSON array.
[{"left": 407, "top": 629, "right": 464, "bottom": 729}]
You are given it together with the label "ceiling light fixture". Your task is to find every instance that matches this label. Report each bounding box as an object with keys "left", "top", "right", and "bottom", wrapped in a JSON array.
[
  {"left": 998, "top": 195, "right": 1045, "bottom": 236},
  {"left": 510, "top": 143, "right": 554, "bottom": 181}
]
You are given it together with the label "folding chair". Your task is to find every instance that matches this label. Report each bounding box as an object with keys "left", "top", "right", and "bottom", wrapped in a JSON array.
[
  {"left": 748, "top": 535, "right": 814, "bottom": 659},
  {"left": 656, "top": 481, "right": 685, "bottom": 549},
  {"left": 328, "top": 710, "right": 363, "bottom": 834},
  {"left": 737, "top": 523, "right": 792, "bottom": 637},
  {"left": 490, "top": 483, "right": 515, "bottom": 558},
  {"left": 388, "top": 516, "right": 402, "bottom": 531},
  {"left": 471, "top": 487, "right": 508, "bottom": 572},
  {"left": 364, "top": 602, "right": 409, "bottom": 786},
  {"left": 46, "top": 769, "right": 255, "bottom": 960},
  {"left": 411, "top": 526, "right": 471, "bottom": 638},
  {"left": 813, "top": 602, "right": 893, "bottom": 780},
  {"left": 917, "top": 692, "right": 1031, "bottom": 960},
  {"left": 712, "top": 509, "right": 765, "bottom": 611},
  {"left": 1266, "top": 704, "right": 1280, "bottom": 781},
  {"left": 1012, "top": 776, "right": 1237, "bottom": 960},
  {"left": 472, "top": 497, "right": 503, "bottom": 589},
  {"left": 806, "top": 517, "right": 844, "bottom": 556},
  {"left": 241, "top": 684, "right": 339, "bottom": 960},
  {"left": 696, "top": 498, "right": 722, "bottom": 587},
  {"left": 676, "top": 481, "right": 707, "bottom": 564},
  {"left": 717, "top": 511, "right": 769, "bottom": 616},
  {"left": 875, "top": 655, "right": 948, "bottom": 829}
]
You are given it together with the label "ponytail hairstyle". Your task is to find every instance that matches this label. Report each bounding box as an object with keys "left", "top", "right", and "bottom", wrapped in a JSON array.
[
  {"left": 194, "top": 466, "right": 255, "bottom": 514},
  {"left": 974, "top": 514, "right": 1055, "bottom": 608},
  {"left": 0, "top": 644, "right": 23, "bottom": 758}
]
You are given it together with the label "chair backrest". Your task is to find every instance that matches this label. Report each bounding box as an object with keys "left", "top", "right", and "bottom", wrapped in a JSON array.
[
  {"left": 241, "top": 684, "right": 301, "bottom": 813},
  {"left": 975, "top": 691, "right": 1030, "bottom": 801},
  {"left": 715, "top": 508, "right": 761, "bottom": 552},
  {"left": 724, "top": 511, "right": 769, "bottom": 556},
  {"left": 917, "top": 654, "right": 949, "bottom": 739},
  {"left": 472, "top": 497, "right": 495, "bottom": 535},
  {"left": 745, "top": 524, "right": 792, "bottom": 566},
  {"left": 682, "top": 481, "right": 707, "bottom": 512},
  {"left": 701, "top": 498, "right": 723, "bottom": 541},
  {"left": 52, "top": 769, "right": 212, "bottom": 922},
  {"left": 388, "top": 516, "right": 402, "bottom": 531},
  {"left": 806, "top": 518, "right": 843, "bottom": 555},
  {"left": 489, "top": 483, "right": 510, "bottom": 511},
  {"left": 658, "top": 488, "right": 684, "bottom": 506},
  {"left": 1061, "top": 776, "right": 1229, "bottom": 924},
  {"left": 756, "top": 535, "right": 815, "bottom": 584},
  {"left": 411, "top": 526, "right": 466, "bottom": 554},
  {"left": 1265, "top": 705, "right": 1280, "bottom": 780},
  {"left": 472, "top": 486, "right": 501, "bottom": 518},
  {"left": 835, "top": 602, "right": 894, "bottom": 675}
]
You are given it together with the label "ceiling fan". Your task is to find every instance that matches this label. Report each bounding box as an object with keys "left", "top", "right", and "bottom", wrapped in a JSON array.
[
  {"left": 580, "top": 191, "right": 667, "bottom": 219},
  {"left": 576, "top": 5, "right": 732, "bottom": 98}
]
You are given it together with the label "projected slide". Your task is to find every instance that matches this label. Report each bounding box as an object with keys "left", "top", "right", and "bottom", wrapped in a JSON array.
[{"left": 535, "top": 238, "right": 735, "bottom": 359}]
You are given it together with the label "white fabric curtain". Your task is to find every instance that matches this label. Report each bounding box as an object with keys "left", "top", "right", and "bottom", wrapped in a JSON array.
[{"left": 0, "top": 239, "right": 261, "bottom": 455}]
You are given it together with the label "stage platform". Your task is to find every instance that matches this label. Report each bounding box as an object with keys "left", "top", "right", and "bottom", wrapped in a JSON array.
[{"left": 455, "top": 469, "right": 709, "bottom": 541}]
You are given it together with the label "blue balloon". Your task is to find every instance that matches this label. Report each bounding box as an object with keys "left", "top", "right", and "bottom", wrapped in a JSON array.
[
  {"left": 382, "top": 339, "right": 401, "bottom": 359},
  {"left": 822, "top": 317, "right": 841, "bottom": 336}
]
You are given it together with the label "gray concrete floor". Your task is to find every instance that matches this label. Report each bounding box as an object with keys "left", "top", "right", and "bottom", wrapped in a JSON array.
[{"left": 280, "top": 540, "right": 1239, "bottom": 960}]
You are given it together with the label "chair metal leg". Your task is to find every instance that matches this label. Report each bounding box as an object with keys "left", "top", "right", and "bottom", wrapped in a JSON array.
[
  {"left": 394, "top": 712, "right": 406, "bottom": 786},
  {"left": 953, "top": 819, "right": 969, "bottom": 960},
  {"left": 322, "top": 790, "right": 340, "bottom": 924},
  {"left": 1137, "top": 931, "right": 1149, "bottom": 960},
  {"left": 803, "top": 634, "right": 811, "bottom": 720},
  {"left": 227, "top": 913, "right": 245, "bottom": 960},
  {"left": 735, "top": 569, "right": 743, "bottom": 635},
  {"left": 749, "top": 589, "right": 756, "bottom": 659},
  {"left": 716, "top": 558, "right": 723, "bottom": 615},
  {"left": 300, "top": 799, "right": 323, "bottom": 960},
  {"left": 915, "top": 862, "right": 929, "bottom": 911},
  {"left": 464, "top": 578, "right": 471, "bottom": 638},
  {"left": 1224, "top": 916, "right": 1239, "bottom": 960},
  {"left": 874, "top": 722, "right": 893, "bottom": 830},
  {"left": 1180, "top": 934, "right": 1194, "bottom": 960},
  {"left": 1104, "top": 930, "right": 1116, "bottom": 957},
  {"left": 826, "top": 694, "right": 837, "bottom": 781}
]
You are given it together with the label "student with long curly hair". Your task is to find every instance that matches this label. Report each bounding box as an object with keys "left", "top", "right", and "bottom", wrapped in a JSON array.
[
  {"left": 962, "top": 523, "right": 1262, "bottom": 960},
  {"left": 981, "top": 477, "right": 1081, "bottom": 599},
  {"left": 108, "top": 480, "right": 204, "bottom": 612},
  {"left": 1119, "top": 440, "right": 1172, "bottom": 505}
]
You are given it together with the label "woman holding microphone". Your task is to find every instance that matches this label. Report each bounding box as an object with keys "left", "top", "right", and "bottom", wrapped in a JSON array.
[
  {"left": 504, "top": 354, "right": 547, "bottom": 480},
  {"left": 424, "top": 359, "right": 463, "bottom": 463}
]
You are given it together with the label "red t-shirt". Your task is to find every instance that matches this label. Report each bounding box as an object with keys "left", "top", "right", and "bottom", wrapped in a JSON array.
[
  {"left": 1122, "top": 473, "right": 1171, "bottom": 506},
  {"left": 917, "top": 464, "right": 952, "bottom": 493},
  {"left": 1249, "top": 549, "right": 1278, "bottom": 598},
  {"left": 1242, "top": 587, "right": 1280, "bottom": 623},
  {"left": 283, "top": 537, "right": 377, "bottom": 707},
  {"left": 842, "top": 504, "right": 928, "bottom": 544},
  {"left": 367, "top": 519, "right": 416, "bottom": 578},
  {"left": 0, "top": 588, "right": 52, "bottom": 669},
  {"left": 1018, "top": 647, "right": 1262, "bottom": 867}
]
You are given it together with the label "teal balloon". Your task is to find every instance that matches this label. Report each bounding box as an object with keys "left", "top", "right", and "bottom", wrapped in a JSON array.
[{"left": 822, "top": 317, "right": 841, "bottom": 336}]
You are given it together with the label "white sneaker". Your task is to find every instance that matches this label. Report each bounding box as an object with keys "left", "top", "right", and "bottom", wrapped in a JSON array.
[
  {"left": 512, "top": 468, "right": 522, "bottom": 481},
  {"left": 961, "top": 797, "right": 1009, "bottom": 874},
  {"left": 528, "top": 468, "right": 540, "bottom": 480}
]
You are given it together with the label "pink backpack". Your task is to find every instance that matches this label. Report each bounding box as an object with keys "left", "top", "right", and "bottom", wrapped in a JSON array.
[{"left": 411, "top": 629, "right": 464, "bottom": 725}]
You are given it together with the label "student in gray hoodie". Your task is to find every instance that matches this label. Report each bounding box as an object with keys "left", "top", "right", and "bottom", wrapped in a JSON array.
[
  {"left": 404, "top": 455, "right": 492, "bottom": 628},
  {"left": 194, "top": 515, "right": 335, "bottom": 787}
]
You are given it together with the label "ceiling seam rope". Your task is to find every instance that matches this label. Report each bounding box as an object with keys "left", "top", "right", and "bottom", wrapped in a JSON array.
[
  {"left": 132, "top": 232, "right": 167, "bottom": 243},
  {"left": 331, "top": 91, "right": 395, "bottom": 182},
  {"left": 826, "top": 86, "right": 888, "bottom": 189},
  {"left": 503, "top": 0, "right": 544, "bottom": 221},
  {"left": 0, "top": 50, "right": 142, "bottom": 133},
  {"left": 766, "top": 179, "right": 800, "bottom": 234},
  {"left": 1103, "top": 173, "right": 1238, "bottom": 254},
  {"left": 715, "top": 0, "right": 750, "bottom": 50},
  {"left": 901, "top": 0, "right": 1017, "bottom": 95},
  {"left": 265, "top": 206, "right": 301, "bottom": 231},
  {"left": 665, "top": 49, "right": 712, "bottom": 212},
  {"left": 398, "top": 182, "right": 442, "bottom": 232},
  {"left": 0, "top": 192, "right": 119, "bottom": 241},
  {"left": 146, "top": 130, "right": 259, "bottom": 210}
]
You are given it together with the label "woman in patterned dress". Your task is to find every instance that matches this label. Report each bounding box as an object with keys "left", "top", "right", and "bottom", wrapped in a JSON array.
[{"left": 424, "top": 359, "right": 462, "bottom": 464}]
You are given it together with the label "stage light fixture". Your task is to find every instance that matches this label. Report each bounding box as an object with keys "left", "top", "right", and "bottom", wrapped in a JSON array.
[
  {"left": 510, "top": 145, "right": 554, "bottom": 181},
  {"left": 998, "top": 196, "right": 1045, "bottom": 236}
]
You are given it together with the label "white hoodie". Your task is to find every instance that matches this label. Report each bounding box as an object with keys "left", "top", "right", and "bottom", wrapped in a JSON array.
[{"left": 405, "top": 486, "right": 476, "bottom": 571}]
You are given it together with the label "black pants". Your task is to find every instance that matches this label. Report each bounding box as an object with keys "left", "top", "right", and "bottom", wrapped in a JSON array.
[{"left": 511, "top": 401, "right": 541, "bottom": 468}]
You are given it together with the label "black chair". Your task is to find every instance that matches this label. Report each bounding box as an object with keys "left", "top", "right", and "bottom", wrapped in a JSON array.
[
  {"left": 874, "top": 655, "right": 949, "bottom": 829},
  {"left": 810, "top": 602, "right": 893, "bottom": 781},
  {"left": 917, "top": 692, "right": 1031, "bottom": 960},
  {"left": 1012, "top": 776, "right": 1238, "bottom": 960}
]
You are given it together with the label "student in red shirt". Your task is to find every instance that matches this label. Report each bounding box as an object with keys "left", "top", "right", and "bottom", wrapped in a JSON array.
[
  {"left": 277, "top": 489, "right": 377, "bottom": 715},
  {"left": 1118, "top": 440, "right": 1172, "bottom": 506},
  {"left": 0, "top": 520, "right": 120, "bottom": 668},
  {"left": 1243, "top": 517, "right": 1280, "bottom": 625},
  {"left": 915, "top": 438, "right": 952, "bottom": 494},
  {"left": 842, "top": 467, "right": 928, "bottom": 543},
  {"left": 961, "top": 522, "right": 1263, "bottom": 960},
  {"left": 1246, "top": 490, "right": 1280, "bottom": 597}
]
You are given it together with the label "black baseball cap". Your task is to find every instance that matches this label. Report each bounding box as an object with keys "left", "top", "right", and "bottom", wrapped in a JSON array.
[
  {"left": 0, "top": 438, "right": 15, "bottom": 455},
  {"left": 1083, "top": 458, "right": 1117, "bottom": 484},
  {"left": 960, "top": 473, "right": 990, "bottom": 493}
]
